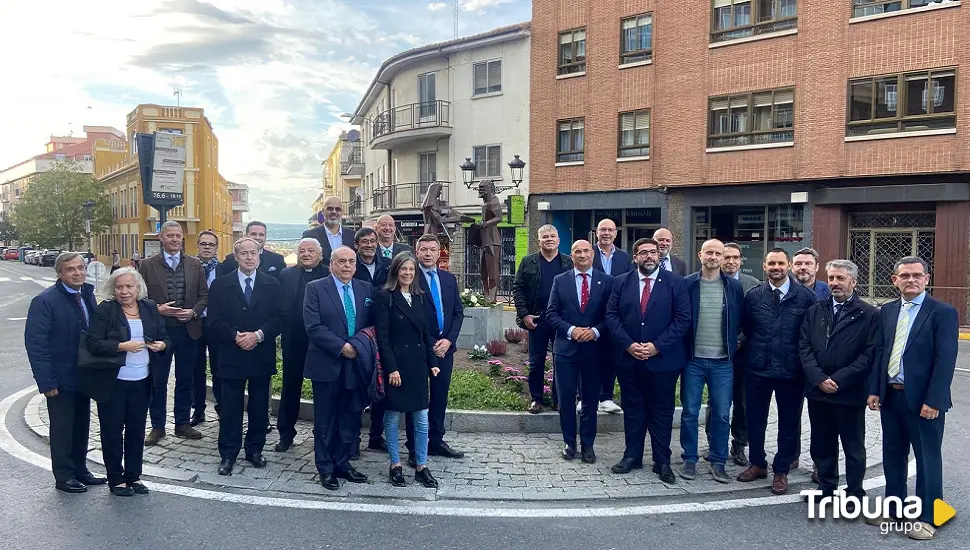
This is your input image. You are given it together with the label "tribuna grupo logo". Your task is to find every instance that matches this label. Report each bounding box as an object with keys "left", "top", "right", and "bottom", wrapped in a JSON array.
[{"left": 802, "top": 490, "right": 955, "bottom": 535}]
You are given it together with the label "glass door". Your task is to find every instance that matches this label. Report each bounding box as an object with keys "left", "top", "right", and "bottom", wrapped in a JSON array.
[
  {"left": 419, "top": 152, "right": 436, "bottom": 195},
  {"left": 418, "top": 73, "right": 436, "bottom": 121}
]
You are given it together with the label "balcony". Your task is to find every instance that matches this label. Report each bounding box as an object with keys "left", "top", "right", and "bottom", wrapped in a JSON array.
[
  {"left": 369, "top": 101, "right": 452, "bottom": 149},
  {"left": 232, "top": 197, "right": 249, "bottom": 212},
  {"left": 340, "top": 144, "right": 364, "bottom": 178},
  {"left": 372, "top": 181, "right": 449, "bottom": 212},
  {"left": 711, "top": 16, "right": 797, "bottom": 44},
  {"left": 345, "top": 199, "right": 364, "bottom": 219}
]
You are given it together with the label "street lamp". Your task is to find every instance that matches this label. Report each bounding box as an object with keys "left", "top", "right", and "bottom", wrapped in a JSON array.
[
  {"left": 460, "top": 154, "right": 527, "bottom": 194},
  {"left": 83, "top": 200, "right": 96, "bottom": 234}
]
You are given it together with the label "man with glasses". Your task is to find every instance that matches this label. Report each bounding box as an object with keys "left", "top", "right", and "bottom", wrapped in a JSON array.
[
  {"left": 591, "top": 218, "right": 631, "bottom": 414},
  {"left": 353, "top": 227, "right": 390, "bottom": 289},
  {"left": 303, "top": 196, "right": 356, "bottom": 262},
  {"left": 219, "top": 221, "right": 286, "bottom": 279},
  {"left": 191, "top": 231, "right": 221, "bottom": 426}
]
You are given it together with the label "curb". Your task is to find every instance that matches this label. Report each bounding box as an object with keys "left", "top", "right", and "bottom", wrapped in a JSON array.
[{"left": 959, "top": 333, "right": 970, "bottom": 341}]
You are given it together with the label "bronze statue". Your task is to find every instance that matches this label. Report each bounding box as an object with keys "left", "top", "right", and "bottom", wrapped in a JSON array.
[
  {"left": 478, "top": 180, "right": 502, "bottom": 302},
  {"left": 421, "top": 183, "right": 466, "bottom": 241}
]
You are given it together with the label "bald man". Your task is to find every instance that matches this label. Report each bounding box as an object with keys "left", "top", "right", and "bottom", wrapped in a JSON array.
[
  {"left": 678, "top": 239, "right": 744, "bottom": 483},
  {"left": 545, "top": 240, "right": 614, "bottom": 463},
  {"left": 303, "top": 196, "right": 357, "bottom": 262},
  {"left": 591, "top": 218, "right": 632, "bottom": 414},
  {"left": 375, "top": 214, "right": 414, "bottom": 260},
  {"left": 653, "top": 228, "right": 687, "bottom": 276}
]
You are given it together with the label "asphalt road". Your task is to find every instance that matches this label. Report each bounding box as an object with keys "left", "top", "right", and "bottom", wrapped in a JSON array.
[{"left": 1, "top": 259, "right": 968, "bottom": 550}]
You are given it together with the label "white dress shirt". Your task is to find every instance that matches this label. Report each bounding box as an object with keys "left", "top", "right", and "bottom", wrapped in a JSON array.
[
  {"left": 567, "top": 268, "right": 600, "bottom": 341},
  {"left": 638, "top": 268, "right": 659, "bottom": 297},
  {"left": 768, "top": 277, "right": 791, "bottom": 300},
  {"left": 237, "top": 270, "right": 264, "bottom": 342},
  {"left": 164, "top": 251, "right": 180, "bottom": 271}
]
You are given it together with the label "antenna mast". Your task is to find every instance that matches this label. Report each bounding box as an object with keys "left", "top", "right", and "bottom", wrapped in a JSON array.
[{"left": 454, "top": 0, "right": 459, "bottom": 39}]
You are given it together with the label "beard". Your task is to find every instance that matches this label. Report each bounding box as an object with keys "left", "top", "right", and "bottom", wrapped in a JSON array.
[
  {"left": 638, "top": 261, "right": 658, "bottom": 277},
  {"left": 325, "top": 218, "right": 340, "bottom": 228}
]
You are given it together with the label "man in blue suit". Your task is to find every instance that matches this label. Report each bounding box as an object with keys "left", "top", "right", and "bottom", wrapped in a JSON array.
[
  {"left": 606, "top": 237, "right": 691, "bottom": 483},
  {"left": 303, "top": 246, "right": 373, "bottom": 491},
  {"left": 868, "top": 256, "right": 957, "bottom": 540},
  {"left": 546, "top": 240, "right": 613, "bottom": 463},
  {"left": 591, "top": 218, "right": 631, "bottom": 414}
]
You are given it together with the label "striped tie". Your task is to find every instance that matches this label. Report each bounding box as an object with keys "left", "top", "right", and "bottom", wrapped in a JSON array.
[{"left": 887, "top": 301, "right": 915, "bottom": 379}]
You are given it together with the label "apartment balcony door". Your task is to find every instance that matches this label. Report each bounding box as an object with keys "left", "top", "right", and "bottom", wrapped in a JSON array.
[
  {"left": 418, "top": 73, "right": 436, "bottom": 122},
  {"left": 419, "top": 152, "right": 437, "bottom": 195}
]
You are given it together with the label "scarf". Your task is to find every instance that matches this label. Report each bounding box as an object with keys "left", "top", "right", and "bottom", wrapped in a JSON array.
[
  {"left": 200, "top": 258, "right": 219, "bottom": 278},
  {"left": 362, "top": 326, "right": 384, "bottom": 399}
]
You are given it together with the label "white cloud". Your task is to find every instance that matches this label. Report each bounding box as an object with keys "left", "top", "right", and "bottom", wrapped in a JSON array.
[
  {"left": 428, "top": 2, "right": 449, "bottom": 11},
  {"left": 461, "top": 0, "right": 513, "bottom": 12}
]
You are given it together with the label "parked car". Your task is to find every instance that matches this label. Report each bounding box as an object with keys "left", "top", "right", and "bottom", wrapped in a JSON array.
[
  {"left": 4, "top": 249, "right": 19, "bottom": 261},
  {"left": 25, "top": 251, "right": 38, "bottom": 265},
  {"left": 41, "top": 250, "right": 61, "bottom": 267}
]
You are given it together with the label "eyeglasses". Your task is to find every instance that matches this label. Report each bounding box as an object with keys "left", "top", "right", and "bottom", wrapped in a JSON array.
[
  {"left": 198, "top": 242, "right": 217, "bottom": 248},
  {"left": 634, "top": 250, "right": 659, "bottom": 258},
  {"left": 325, "top": 207, "right": 343, "bottom": 212}
]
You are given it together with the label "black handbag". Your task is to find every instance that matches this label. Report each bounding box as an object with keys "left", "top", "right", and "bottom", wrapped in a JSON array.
[{"left": 76, "top": 332, "right": 125, "bottom": 371}]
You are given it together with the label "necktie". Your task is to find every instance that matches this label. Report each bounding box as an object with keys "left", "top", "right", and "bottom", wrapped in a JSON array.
[
  {"left": 833, "top": 302, "right": 844, "bottom": 325},
  {"left": 772, "top": 288, "right": 782, "bottom": 306},
  {"left": 428, "top": 271, "right": 445, "bottom": 335},
  {"left": 639, "top": 278, "right": 651, "bottom": 316},
  {"left": 660, "top": 257, "right": 668, "bottom": 272},
  {"left": 383, "top": 247, "right": 392, "bottom": 259},
  {"left": 343, "top": 284, "right": 356, "bottom": 334},
  {"left": 579, "top": 273, "right": 589, "bottom": 313},
  {"left": 887, "top": 302, "right": 915, "bottom": 379},
  {"left": 244, "top": 277, "right": 253, "bottom": 305},
  {"left": 169, "top": 255, "right": 178, "bottom": 271},
  {"left": 74, "top": 293, "right": 88, "bottom": 326}
]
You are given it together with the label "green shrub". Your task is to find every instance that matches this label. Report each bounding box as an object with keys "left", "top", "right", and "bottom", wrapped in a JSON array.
[{"left": 448, "top": 370, "right": 528, "bottom": 411}]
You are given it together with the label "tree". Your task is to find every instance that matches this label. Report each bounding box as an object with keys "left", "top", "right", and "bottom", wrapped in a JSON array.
[
  {"left": 12, "top": 161, "right": 112, "bottom": 250},
  {"left": 0, "top": 220, "right": 18, "bottom": 244}
]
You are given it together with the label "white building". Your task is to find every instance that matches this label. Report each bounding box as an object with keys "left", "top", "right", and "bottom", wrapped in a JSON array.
[{"left": 348, "top": 22, "right": 531, "bottom": 280}]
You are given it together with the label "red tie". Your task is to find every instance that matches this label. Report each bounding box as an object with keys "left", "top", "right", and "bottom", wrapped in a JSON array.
[
  {"left": 75, "top": 293, "right": 88, "bottom": 326},
  {"left": 580, "top": 273, "right": 589, "bottom": 312},
  {"left": 640, "top": 277, "right": 651, "bottom": 316}
]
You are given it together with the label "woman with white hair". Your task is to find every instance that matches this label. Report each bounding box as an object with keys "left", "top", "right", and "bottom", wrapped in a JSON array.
[{"left": 82, "top": 267, "right": 169, "bottom": 497}]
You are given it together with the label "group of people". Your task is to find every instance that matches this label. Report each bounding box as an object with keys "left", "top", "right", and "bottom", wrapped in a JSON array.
[{"left": 512, "top": 221, "right": 955, "bottom": 540}]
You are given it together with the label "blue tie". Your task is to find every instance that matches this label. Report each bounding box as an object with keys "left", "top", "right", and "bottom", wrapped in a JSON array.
[
  {"left": 428, "top": 271, "right": 444, "bottom": 335},
  {"left": 342, "top": 284, "right": 356, "bottom": 334},
  {"left": 244, "top": 277, "right": 253, "bottom": 305}
]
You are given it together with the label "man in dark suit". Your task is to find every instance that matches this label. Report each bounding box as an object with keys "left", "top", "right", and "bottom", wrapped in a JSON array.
[
  {"left": 376, "top": 214, "right": 414, "bottom": 260},
  {"left": 405, "top": 234, "right": 465, "bottom": 463},
  {"left": 545, "top": 240, "right": 613, "bottom": 463},
  {"left": 606, "top": 237, "right": 690, "bottom": 483},
  {"left": 274, "top": 238, "right": 326, "bottom": 452},
  {"left": 191, "top": 230, "right": 221, "bottom": 426},
  {"left": 868, "top": 256, "right": 957, "bottom": 540},
  {"left": 218, "top": 221, "right": 286, "bottom": 278},
  {"left": 653, "top": 228, "right": 687, "bottom": 276},
  {"left": 303, "top": 196, "right": 356, "bottom": 263},
  {"left": 25, "top": 252, "right": 107, "bottom": 493},
  {"left": 591, "top": 218, "right": 631, "bottom": 414},
  {"left": 303, "top": 246, "right": 373, "bottom": 490},
  {"left": 138, "top": 221, "right": 208, "bottom": 445},
  {"left": 792, "top": 247, "right": 831, "bottom": 302},
  {"left": 207, "top": 237, "right": 285, "bottom": 475}
]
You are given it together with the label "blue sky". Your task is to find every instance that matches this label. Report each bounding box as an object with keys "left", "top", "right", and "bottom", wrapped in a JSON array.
[{"left": 0, "top": 0, "right": 531, "bottom": 223}]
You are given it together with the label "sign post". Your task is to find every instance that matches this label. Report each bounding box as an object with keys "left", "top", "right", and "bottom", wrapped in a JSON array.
[{"left": 137, "top": 131, "right": 185, "bottom": 229}]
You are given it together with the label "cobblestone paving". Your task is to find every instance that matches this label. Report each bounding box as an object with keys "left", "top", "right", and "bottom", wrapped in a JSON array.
[{"left": 26, "top": 394, "right": 883, "bottom": 502}]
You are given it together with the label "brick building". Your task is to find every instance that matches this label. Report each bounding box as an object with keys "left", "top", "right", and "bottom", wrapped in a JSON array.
[{"left": 529, "top": 0, "right": 970, "bottom": 319}]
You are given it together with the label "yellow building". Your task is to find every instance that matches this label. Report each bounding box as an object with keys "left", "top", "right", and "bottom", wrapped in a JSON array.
[
  {"left": 93, "top": 104, "right": 233, "bottom": 263},
  {"left": 313, "top": 129, "right": 363, "bottom": 228}
]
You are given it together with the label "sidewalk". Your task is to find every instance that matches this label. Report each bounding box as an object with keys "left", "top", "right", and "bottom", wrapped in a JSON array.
[{"left": 24, "top": 394, "right": 884, "bottom": 502}]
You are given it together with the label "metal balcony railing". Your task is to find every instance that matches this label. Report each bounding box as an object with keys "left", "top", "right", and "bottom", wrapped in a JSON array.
[
  {"left": 371, "top": 101, "right": 451, "bottom": 142},
  {"left": 345, "top": 199, "right": 363, "bottom": 218},
  {"left": 371, "top": 181, "right": 449, "bottom": 212}
]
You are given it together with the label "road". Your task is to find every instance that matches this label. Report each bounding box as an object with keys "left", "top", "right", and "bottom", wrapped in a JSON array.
[{"left": 0, "top": 258, "right": 968, "bottom": 550}]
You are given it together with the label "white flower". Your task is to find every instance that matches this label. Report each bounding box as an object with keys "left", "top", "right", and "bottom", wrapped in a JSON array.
[
  {"left": 470, "top": 295, "right": 478, "bottom": 305},
  {"left": 463, "top": 289, "right": 470, "bottom": 294}
]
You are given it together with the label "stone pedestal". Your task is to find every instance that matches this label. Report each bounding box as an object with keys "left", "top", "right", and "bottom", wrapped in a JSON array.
[{"left": 457, "top": 304, "right": 503, "bottom": 349}]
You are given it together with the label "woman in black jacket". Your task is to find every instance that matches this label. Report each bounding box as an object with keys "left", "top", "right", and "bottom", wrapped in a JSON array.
[
  {"left": 374, "top": 253, "right": 440, "bottom": 488},
  {"left": 84, "top": 268, "right": 169, "bottom": 497}
]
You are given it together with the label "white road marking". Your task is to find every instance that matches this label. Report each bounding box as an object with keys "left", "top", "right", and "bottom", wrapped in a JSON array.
[
  {"left": 6, "top": 317, "right": 26, "bottom": 321},
  {"left": 19, "top": 277, "right": 31, "bottom": 281},
  {"left": 0, "top": 386, "right": 911, "bottom": 517},
  {"left": 0, "top": 277, "right": 10, "bottom": 282},
  {"left": 957, "top": 368, "right": 970, "bottom": 374}
]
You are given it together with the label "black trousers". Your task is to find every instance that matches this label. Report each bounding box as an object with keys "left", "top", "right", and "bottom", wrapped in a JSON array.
[
  {"left": 406, "top": 352, "right": 455, "bottom": 450},
  {"left": 807, "top": 399, "right": 866, "bottom": 497},
  {"left": 705, "top": 356, "right": 747, "bottom": 447},
  {"left": 617, "top": 366, "right": 679, "bottom": 465},
  {"left": 46, "top": 390, "right": 92, "bottom": 483},
  {"left": 746, "top": 373, "right": 803, "bottom": 475},
  {"left": 97, "top": 378, "right": 151, "bottom": 486},
  {"left": 527, "top": 322, "right": 556, "bottom": 403},
  {"left": 218, "top": 376, "right": 270, "bottom": 461},
  {"left": 277, "top": 336, "right": 309, "bottom": 445},
  {"left": 150, "top": 325, "right": 199, "bottom": 429},
  {"left": 555, "top": 353, "right": 600, "bottom": 448},
  {"left": 881, "top": 387, "right": 946, "bottom": 524},
  {"left": 192, "top": 323, "right": 220, "bottom": 418},
  {"left": 369, "top": 398, "right": 387, "bottom": 442},
  {"left": 312, "top": 374, "right": 359, "bottom": 475},
  {"left": 598, "top": 341, "right": 617, "bottom": 402}
]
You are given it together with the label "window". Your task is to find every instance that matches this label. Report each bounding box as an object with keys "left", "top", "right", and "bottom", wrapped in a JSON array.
[
  {"left": 473, "top": 60, "right": 502, "bottom": 95},
  {"left": 618, "top": 110, "right": 651, "bottom": 157},
  {"left": 620, "top": 14, "right": 653, "bottom": 64},
  {"left": 419, "top": 152, "right": 437, "bottom": 194},
  {"left": 847, "top": 69, "right": 956, "bottom": 136},
  {"left": 711, "top": 0, "right": 797, "bottom": 43},
  {"left": 709, "top": 88, "right": 794, "bottom": 148},
  {"left": 418, "top": 72, "right": 436, "bottom": 118},
  {"left": 851, "top": 0, "right": 939, "bottom": 18},
  {"left": 158, "top": 128, "right": 182, "bottom": 134},
  {"left": 472, "top": 146, "right": 501, "bottom": 178},
  {"left": 557, "top": 118, "right": 585, "bottom": 162},
  {"left": 558, "top": 29, "right": 587, "bottom": 75},
  {"left": 122, "top": 234, "right": 127, "bottom": 258}
]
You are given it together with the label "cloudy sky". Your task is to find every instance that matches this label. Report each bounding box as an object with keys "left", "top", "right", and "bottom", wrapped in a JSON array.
[{"left": 0, "top": 0, "right": 530, "bottom": 223}]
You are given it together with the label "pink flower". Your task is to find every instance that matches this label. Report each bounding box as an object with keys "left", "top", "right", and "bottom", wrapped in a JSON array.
[
  {"left": 487, "top": 359, "right": 504, "bottom": 366},
  {"left": 543, "top": 385, "right": 552, "bottom": 394}
]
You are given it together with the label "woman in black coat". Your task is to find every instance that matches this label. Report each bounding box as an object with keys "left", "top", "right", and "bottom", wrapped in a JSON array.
[
  {"left": 374, "top": 253, "right": 440, "bottom": 488},
  {"left": 84, "top": 268, "right": 169, "bottom": 497}
]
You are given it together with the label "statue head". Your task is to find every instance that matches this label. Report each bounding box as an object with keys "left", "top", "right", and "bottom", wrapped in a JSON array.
[
  {"left": 421, "top": 182, "right": 442, "bottom": 209},
  {"left": 477, "top": 180, "right": 495, "bottom": 200}
]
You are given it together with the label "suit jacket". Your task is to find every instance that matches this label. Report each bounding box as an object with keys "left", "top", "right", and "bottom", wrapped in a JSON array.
[
  {"left": 416, "top": 267, "right": 464, "bottom": 355},
  {"left": 545, "top": 269, "right": 613, "bottom": 357},
  {"left": 353, "top": 255, "right": 390, "bottom": 289},
  {"left": 279, "top": 264, "right": 327, "bottom": 343},
  {"left": 303, "top": 225, "right": 356, "bottom": 262},
  {"left": 81, "top": 299, "right": 170, "bottom": 402},
  {"left": 217, "top": 249, "right": 286, "bottom": 279},
  {"left": 592, "top": 246, "right": 633, "bottom": 277},
  {"left": 25, "top": 282, "right": 99, "bottom": 393},
  {"left": 137, "top": 252, "right": 208, "bottom": 339},
  {"left": 373, "top": 289, "right": 437, "bottom": 412},
  {"left": 661, "top": 254, "right": 688, "bottom": 276},
  {"left": 206, "top": 270, "right": 285, "bottom": 379},
  {"left": 605, "top": 269, "right": 691, "bottom": 372},
  {"left": 734, "top": 272, "right": 761, "bottom": 294},
  {"left": 303, "top": 276, "right": 373, "bottom": 383},
  {"left": 869, "top": 295, "right": 958, "bottom": 412}
]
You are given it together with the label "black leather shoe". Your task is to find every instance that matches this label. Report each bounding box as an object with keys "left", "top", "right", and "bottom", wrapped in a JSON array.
[
  {"left": 218, "top": 459, "right": 234, "bottom": 476},
  {"left": 415, "top": 468, "right": 439, "bottom": 489},
  {"left": 77, "top": 472, "right": 107, "bottom": 486},
  {"left": 336, "top": 468, "right": 368, "bottom": 483},
  {"left": 581, "top": 446, "right": 596, "bottom": 464},
  {"left": 130, "top": 482, "right": 149, "bottom": 495},
  {"left": 429, "top": 441, "right": 464, "bottom": 459},
  {"left": 189, "top": 415, "right": 206, "bottom": 427},
  {"left": 408, "top": 453, "right": 417, "bottom": 469},
  {"left": 368, "top": 438, "right": 388, "bottom": 452},
  {"left": 109, "top": 484, "right": 134, "bottom": 497},
  {"left": 266, "top": 423, "right": 275, "bottom": 434},
  {"left": 274, "top": 440, "right": 292, "bottom": 452},
  {"left": 55, "top": 479, "right": 88, "bottom": 493},
  {"left": 653, "top": 463, "right": 676, "bottom": 484},
  {"left": 730, "top": 443, "right": 749, "bottom": 467},
  {"left": 245, "top": 453, "right": 267, "bottom": 468},
  {"left": 321, "top": 474, "right": 340, "bottom": 491},
  {"left": 562, "top": 444, "right": 578, "bottom": 460},
  {"left": 611, "top": 457, "right": 643, "bottom": 474},
  {"left": 389, "top": 465, "right": 407, "bottom": 487}
]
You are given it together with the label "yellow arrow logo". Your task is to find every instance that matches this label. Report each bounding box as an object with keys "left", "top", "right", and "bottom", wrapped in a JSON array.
[{"left": 934, "top": 499, "right": 956, "bottom": 527}]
